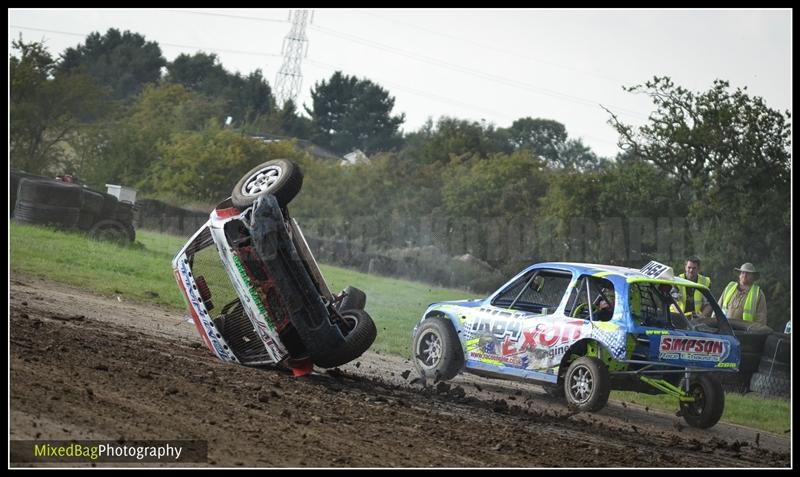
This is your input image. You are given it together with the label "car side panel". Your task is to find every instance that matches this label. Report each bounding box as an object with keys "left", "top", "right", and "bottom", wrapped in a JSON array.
[
  {"left": 173, "top": 252, "right": 239, "bottom": 363},
  {"left": 642, "top": 329, "right": 740, "bottom": 370},
  {"left": 458, "top": 304, "right": 592, "bottom": 382},
  {"left": 209, "top": 217, "right": 289, "bottom": 362}
]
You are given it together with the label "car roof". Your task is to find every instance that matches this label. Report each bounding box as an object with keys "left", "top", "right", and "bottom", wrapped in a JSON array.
[{"left": 531, "top": 262, "right": 699, "bottom": 287}]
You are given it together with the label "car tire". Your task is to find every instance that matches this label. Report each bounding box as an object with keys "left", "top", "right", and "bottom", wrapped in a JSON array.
[
  {"left": 679, "top": 374, "right": 725, "bottom": 429},
  {"left": 125, "top": 222, "right": 136, "bottom": 243},
  {"left": 11, "top": 171, "right": 49, "bottom": 216},
  {"left": 412, "top": 316, "right": 464, "bottom": 382},
  {"left": 739, "top": 351, "right": 761, "bottom": 373},
  {"left": 338, "top": 286, "right": 366, "bottom": 312},
  {"left": 728, "top": 318, "right": 773, "bottom": 334},
  {"left": 13, "top": 201, "right": 81, "bottom": 228},
  {"left": 717, "top": 371, "right": 751, "bottom": 394},
  {"left": 733, "top": 330, "right": 769, "bottom": 354},
  {"left": 16, "top": 178, "right": 84, "bottom": 208},
  {"left": 113, "top": 202, "right": 135, "bottom": 223},
  {"left": 749, "top": 371, "right": 790, "bottom": 398},
  {"left": 563, "top": 356, "right": 610, "bottom": 412},
  {"left": 312, "top": 309, "right": 377, "bottom": 368},
  {"left": 89, "top": 219, "right": 133, "bottom": 244},
  {"left": 757, "top": 356, "right": 791, "bottom": 376},
  {"left": 231, "top": 159, "right": 303, "bottom": 209},
  {"left": 762, "top": 332, "right": 790, "bottom": 363}
]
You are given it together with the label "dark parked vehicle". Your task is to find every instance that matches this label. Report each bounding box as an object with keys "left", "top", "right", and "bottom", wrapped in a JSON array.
[{"left": 11, "top": 170, "right": 135, "bottom": 243}]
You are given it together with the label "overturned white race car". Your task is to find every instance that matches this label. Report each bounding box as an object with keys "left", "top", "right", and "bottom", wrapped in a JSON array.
[{"left": 173, "top": 159, "right": 376, "bottom": 376}]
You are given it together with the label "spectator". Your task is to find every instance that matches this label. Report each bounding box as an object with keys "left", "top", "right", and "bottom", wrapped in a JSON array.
[
  {"left": 720, "top": 262, "right": 767, "bottom": 326},
  {"left": 676, "top": 256, "right": 712, "bottom": 318}
]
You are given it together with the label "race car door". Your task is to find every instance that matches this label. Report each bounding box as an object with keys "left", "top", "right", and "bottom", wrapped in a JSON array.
[{"left": 462, "top": 268, "right": 576, "bottom": 382}]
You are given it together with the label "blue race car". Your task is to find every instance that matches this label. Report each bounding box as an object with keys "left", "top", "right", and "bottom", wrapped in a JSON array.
[{"left": 411, "top": 261, "right": 740, "bottom": 428}]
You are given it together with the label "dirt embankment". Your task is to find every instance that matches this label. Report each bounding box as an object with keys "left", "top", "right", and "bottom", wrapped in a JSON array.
[{"left": 9, "top": 276, "right": 790, "bottom": 467}]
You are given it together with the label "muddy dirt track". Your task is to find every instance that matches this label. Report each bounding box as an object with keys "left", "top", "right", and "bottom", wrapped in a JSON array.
[{"left": 9, "top": 275, "right": 791, "bottom": 467}]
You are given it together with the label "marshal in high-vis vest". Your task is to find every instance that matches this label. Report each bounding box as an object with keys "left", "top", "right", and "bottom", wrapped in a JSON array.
[
  {"left": 676, "top": 256, "right": 712, "bottom": 317},
  {"left": 720, "top": 262, "right": 767, "bottom": 326}
]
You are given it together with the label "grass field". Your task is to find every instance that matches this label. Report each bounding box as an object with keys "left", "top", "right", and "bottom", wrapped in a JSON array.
[
  {"left": 610, "top": 390, "right": 791, "bottom": 434},
  {"left": 10, "top": 223, "right": 791, "bottom": 434},
  {"left": 9, "top": 223, "right": 469, "bottom": 356}
]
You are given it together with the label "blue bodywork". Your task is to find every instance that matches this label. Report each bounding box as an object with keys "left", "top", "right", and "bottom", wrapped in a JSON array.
[{"left": 413, "top": 262, "right": 741, "bottom": 383}]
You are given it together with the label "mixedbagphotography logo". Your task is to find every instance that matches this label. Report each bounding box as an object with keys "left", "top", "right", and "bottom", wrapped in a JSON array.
[{"left": 10, "top": 440, "right": 207, "bottom": 464}]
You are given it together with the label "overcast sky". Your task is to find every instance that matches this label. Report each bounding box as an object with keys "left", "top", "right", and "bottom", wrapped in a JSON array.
[{"left": 9, "top": 8, "right": 792, "bottom": 158}]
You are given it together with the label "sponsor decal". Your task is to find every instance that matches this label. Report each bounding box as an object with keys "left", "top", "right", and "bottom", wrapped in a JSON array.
[
  {"left": 251, "top": 316, "right": 286, "bottom": 358},
  {"left": 468, "top": 309, "right": 585, "bottom": 351},
  {"left": 231, "top": 255, "right": 275, "bottom": 332},
  {"left": 645, "top": 329, "right": 669, "bottom": 335},
  {"left": 658, "top": 336, "right": 729, "bottom": 362},
  {"left": 224, "top": 252, "right": 286, "bottom": 360},
  {"left": 465, "top": 309, "right": 587, "bottom": 370},
  {"left": 176, "top": 261, "right": 234, "bottom": 362}
]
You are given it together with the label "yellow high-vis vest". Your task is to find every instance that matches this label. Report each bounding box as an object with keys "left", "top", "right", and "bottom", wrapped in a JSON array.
[
  {"left": 677, "top": 273, "right": 710, "bottom": 314},
  {"left": 721, "top": 281, "right": 761, "bottom": 322}
]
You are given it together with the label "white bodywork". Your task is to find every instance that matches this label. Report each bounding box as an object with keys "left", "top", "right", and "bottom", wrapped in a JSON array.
[{"left": 172, "top": 207, "right": 290, "bottom": 365}]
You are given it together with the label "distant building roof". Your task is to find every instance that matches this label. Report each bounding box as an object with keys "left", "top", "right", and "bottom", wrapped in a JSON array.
[
  {"left": 341, "top": 149, "right": 370, "bottom": 166},
  {"left": 251, "top": 134, "right": 342, "bottom": 161}
]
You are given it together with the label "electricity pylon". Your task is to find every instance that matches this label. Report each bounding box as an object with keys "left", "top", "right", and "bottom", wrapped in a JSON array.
[{"left": 275, "top": 9, "right": 312, "bottom": 108}]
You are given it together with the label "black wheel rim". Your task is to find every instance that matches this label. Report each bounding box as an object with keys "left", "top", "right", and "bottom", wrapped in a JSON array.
[{"left": 684, "top": 383, "right": 706, "bottom": 416}]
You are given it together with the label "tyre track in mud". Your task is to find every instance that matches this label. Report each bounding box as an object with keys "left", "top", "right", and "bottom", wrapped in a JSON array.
[{"left": 9, "top": 276, "right": 790, "bottom": 467}]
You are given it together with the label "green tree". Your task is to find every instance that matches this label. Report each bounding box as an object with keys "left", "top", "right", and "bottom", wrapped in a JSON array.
[
  {"left": 442, "top": 151, "right": 547, "bottom": 220},
  {"left": 243, "top": 99, "right": 313, "bottom": 139},
  {"left": 540, "top": 158, "right": 686, "bottom": 225},
  {"left": 228, "top": 69, "right": 275, "bottom": 125},
  {"left": 504, "top": 117, "right": 605, "bottom": 170},
  {"left": 537, "top": 156, "right": 687, "bottom": 264},
  {"left": 150, "top": 122, "right": 307, "bottom": 202},
  {"left": 554, "top": 138, "right": 606, "bottom": 171},
  {"left": 75, "top": 83, "right": 226, "bottom": 188},
  {"left": 276, "top": 99, "right": 313, "bottom": 138},
  {"left": 10, "top": 38, "right": 110, "bottom": 174},
  {"left": 305, "top": 71, "right": 405, "bottom": 154},
  {"left": 165, "top": 52, "right": 228, "bottom": 92},
  {"left": 58, "top": 28, "right": 166, "bottom": 100},
  {"left": 607, "top": 76, "right": 791, "bottom": 329},
  {"left": 402, "top": 117, "right": 513, "bottom": 164},
  {"left": 166, "top": 52, "right": 275, "bottom": 126},
  {"left": 506, "top": 117, "right": 566, "bottom": 161}
]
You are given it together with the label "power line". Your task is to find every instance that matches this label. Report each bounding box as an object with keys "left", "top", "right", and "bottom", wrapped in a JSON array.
[
  {"left": 10, "top": 23, "right": 620, "bottom": 147},
  {"left": 309, "top": 23, "right": 649, "bottom": 121},
  {"left": 360, "top": 10, "right": 633, "bottom": 87},
  {"left": 305, "top": 58, "right": 514, "bottom": 122},
  {"left": 12, "top": 18, "right": 647, "bottom": 121},
  {"left": 305, "top": 58, "right": 619, "bottom": 147},
  {"left": 162, "top": 9, "right": 288, "bottom": 24},
  {"left": 9, "top": 25, "right": 282, "bottom": 59}
]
